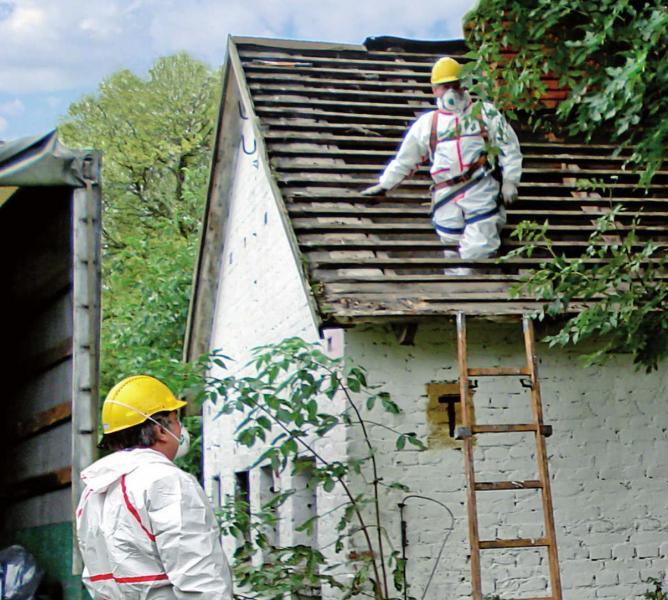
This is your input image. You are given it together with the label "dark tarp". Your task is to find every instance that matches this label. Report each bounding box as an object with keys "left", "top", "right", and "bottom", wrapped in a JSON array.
[{"left": 0, "top": 130, "right": 99, "bottom": 188}]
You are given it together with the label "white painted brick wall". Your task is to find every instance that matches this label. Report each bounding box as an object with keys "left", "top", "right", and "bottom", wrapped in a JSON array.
[
  {"left": 342, "top": 320, "right": 668, "bottom": 600},
  {"left": 202, "top": 124, "right": 353, "bottom": 593}
]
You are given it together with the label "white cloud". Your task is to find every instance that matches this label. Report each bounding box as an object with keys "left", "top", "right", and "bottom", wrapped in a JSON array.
[
  {"left": 0, "top": 114, "right": 7, "bottom": 133},
  {"left": 0, "top": 0, "right": 474, "bottom": 94},
  {"left": 0, "top": 98, "right": 24, "bottom": 116},
  {"left": 0, "top": 0, "right": 476, "bottom": 136},
  {"left": 0, "top": 0, "right": 150, "bottom": 93},
  {"left": 147, "top": 0, "right": 473, "bottom": 63}
]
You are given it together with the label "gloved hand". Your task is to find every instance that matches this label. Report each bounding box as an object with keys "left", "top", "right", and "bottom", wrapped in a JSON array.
[
  {"left": 360, "top": 183, "right": 386, "bottom": 197},
  {"left": 501, "top": 181, "right": 518, "bottom": 206}
]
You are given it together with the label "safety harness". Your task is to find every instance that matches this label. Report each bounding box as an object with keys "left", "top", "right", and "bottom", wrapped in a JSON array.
[
  {"left": 429, "top": 108, "right": 492, "bottom": 190},
  {"left": 428, "top": 108, "right": 502, "bottom": 227}
]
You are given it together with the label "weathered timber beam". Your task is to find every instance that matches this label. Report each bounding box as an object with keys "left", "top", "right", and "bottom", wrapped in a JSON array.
[
  {"left": 309, "top": 256, "right": 665, "bottom": 268},
  {"left": 3, "top": 466, "right": 72, "bottom": 501},
  {"left": 14, "top": 402, "right": 72, "bottom": 442},
  {"left": 19, "top": 337, "right": 73, "bottom": 380},
  {"left": 292, "top": 220, "right": 668, "bottom": 234}
]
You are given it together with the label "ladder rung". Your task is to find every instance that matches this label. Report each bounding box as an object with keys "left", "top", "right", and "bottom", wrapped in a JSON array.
[
  {"left": 505, "top": 597, "right": 554, "bottom": 600},
  {"left": 473, "top": 424, "right": 536, "bottom": 433},
  {"left": 467, "top": 367, "right": 531, "bottom": 376},
  {"left": 479, "top": 537, "right": 550, "bottom": 549},
  {"left": 476, "top": 480, "right": 543, "bottom": 491},
  {"left": 455, "top": 424, "right": 553, "bottom": 439}
]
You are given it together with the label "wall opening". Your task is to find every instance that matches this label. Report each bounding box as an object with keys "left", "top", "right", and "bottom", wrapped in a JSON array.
[
  {"left": 426, "top": 382, "right": 474, "bottom": 449},
  {"left": 235, "top": 470, "right": 251, "bottom": 544},
  {"left": 259, "top": 465, "right": 279, "bottom": 550}
]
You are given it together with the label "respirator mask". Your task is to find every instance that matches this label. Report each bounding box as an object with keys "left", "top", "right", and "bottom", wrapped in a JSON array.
[{"left": 437, "top": 88, "right": 467, "bottom": 113}]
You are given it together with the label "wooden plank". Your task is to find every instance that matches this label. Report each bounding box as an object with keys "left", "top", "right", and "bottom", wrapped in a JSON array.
[
  {"left": 289, "top": 205, "right": 668, "bottom": 219},
  {"left": 479, "top": 537, "right": 550, "bottom": 549},
  {"left": 248, "top": 73, "right": 439, "bottom": 89},
  {"left": 295, "top": 222, "right": 668, "bottom": 235},
  {"left": 277, "top": 172, "right": 668, "bottom": 191},
  {"left": 235, "top": 36, "right": 366, "bottom": 53},
  {"left": 248, "top": 73, "right": 570, "bottom": 94},
  {"left": 475, "top": 480, "right": 542, "bottom": 491},
  {"left": 250, "top": 82, "right": 435, "bottom": 102},
  {"left": 287, "top": 191, "right": 668, "bottom": 204},
  {"left": 318, "top": 301, "right": 585, "bottom": 320},
  {"left": 274, "top": 158, "right": 668, "bottom": 179},
  {"left": 268, "top": 141, "right": 635, "bottom": 162},
  {"left": 468, "top": 367, "right": 530, "bottom": 376},
  {"left": 14, "top": 402, "right": 72, "bottom": 442},
  {"left": 456, "top": 313, "right": 482, "bottom": 598},
  {"left": 20, "top": 337, "right": 73, "bottom": 380},
  {"left": 268, "top": 123, "right": 625, "bottom": 150},
  {"left": 322, "top": 290, "right": 529, "bottom": 302},
  {"left": 237, "top": 40, "right": 467, "bottom": 60},
  {"left": 472, "top": 424, "right": 541, "bottom": 434},
  {"left": 4, "top": 466, "right": 72, "bottom": 501},
  {"left": 523, "top": 317, "right": 563, "bottom": 598},
  {"left": 239, "top": 48, "right": 438, "bottom": 69},
  {"left": 325, "top": 281, "right": 520, "bottom": 293},
  {"left": 318, "top": 272, "right": 526, "bottom": 283},
  {"left": 310, "top": 257, "right": 665, "bottom": 270},
  {"left": 299, "top": 240, "right": 613, "bottom": 251}
]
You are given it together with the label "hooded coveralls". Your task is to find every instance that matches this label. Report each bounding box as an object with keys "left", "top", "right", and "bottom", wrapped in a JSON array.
[
  {"left": 76, "top": 448, "right": 233, "bottom": 600},
  {"left": 379, "top": 96, "right": 522, "bottom": 266}
]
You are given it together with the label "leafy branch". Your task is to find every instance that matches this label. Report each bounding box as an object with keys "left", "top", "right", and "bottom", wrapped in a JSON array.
[
  {"left": 502, "top": 206, "right": 668, "bottom": 371},
  {"left": 207, "top": 338, "right": 426, "bottom": 599}
]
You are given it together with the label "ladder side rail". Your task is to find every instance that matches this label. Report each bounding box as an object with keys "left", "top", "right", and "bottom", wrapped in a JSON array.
[
  {"left": 457, "top": 312, "right": 483, "bottom": 600},
  {"left": 523, "top": 316, "right": 564, "bottom": 600}
]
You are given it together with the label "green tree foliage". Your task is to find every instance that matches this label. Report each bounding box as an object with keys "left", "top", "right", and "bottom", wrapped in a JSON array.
[
  {"left": 464, "top": 1, "right": 668, "bottom": 369},
  {"left": 60, "top": 53, "right": 219, "bottom": 469},
  {"left": 465, "top": 0, "right": 667, "bottom": 182},
  {"left": 208, "top": 338, "right": 430, "bottom": 600}
]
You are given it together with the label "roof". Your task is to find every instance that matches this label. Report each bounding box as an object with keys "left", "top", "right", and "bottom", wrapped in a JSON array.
[{"left": 205, "top": 36, "right": 668, "bottom": 327}]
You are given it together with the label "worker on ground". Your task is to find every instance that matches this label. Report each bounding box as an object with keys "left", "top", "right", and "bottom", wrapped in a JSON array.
[
  {"left": 362, "top": 56, "right": 522, "bottom": 275},
  {"left": 76, "top": 375, "right": 233, "bottom": 599}
]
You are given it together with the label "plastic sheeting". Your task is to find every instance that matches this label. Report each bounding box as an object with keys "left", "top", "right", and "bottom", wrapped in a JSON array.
[
  {"left": 0, "top": 130, "right": 99, "bottom": 188},
  {"left": 0, "top": 545, "right": 43, "bottom": 599}
]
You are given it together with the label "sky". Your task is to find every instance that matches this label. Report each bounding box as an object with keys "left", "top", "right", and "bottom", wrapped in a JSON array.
[{"left": 0, "top": 0, "right": 476, "bottom": 140}]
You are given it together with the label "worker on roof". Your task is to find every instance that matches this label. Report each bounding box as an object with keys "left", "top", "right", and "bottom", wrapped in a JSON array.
[
  {"left": 76, "top": 375, "right": 233, "bottom": 600},
  {"left": 362, "top": 56, "right": 522, "bottom": 275}
]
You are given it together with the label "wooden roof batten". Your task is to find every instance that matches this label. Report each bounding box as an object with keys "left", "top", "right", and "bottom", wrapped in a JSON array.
[{"left": 229, "top": 35, "right": 668, "bottom": 325}]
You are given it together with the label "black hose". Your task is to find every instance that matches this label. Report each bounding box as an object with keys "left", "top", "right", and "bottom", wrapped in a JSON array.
[{"left": 398, "top": 494, "right": 455, "bottom": 600}]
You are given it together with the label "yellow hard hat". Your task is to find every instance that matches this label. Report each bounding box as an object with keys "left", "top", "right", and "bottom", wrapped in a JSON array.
[
  {"left": 431, "top": 57, "right": 462, "bottom": 85},
  {"left": 102, "top": 375, "right": 187, "bottom": 434}
]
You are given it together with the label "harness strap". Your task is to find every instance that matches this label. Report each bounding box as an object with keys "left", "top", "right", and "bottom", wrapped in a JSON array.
[
  {"left": 431, "top": 170, "right": 488, "bottom": 216},
  {"left": 429, "top": 107, "right": 489, "bottom": 156},
  {"left": 432, "top": 153, "right": 490, "bottom": 190},
  {"left": 432, "top": 205, "right": 501, "bottom": 237},
  {"left": 429, "top": 110, "right": 439, "bottom": 159},
  {"left": 433, "top": 222, "right": 465, "bottom": 235},
  {"left": 464, "top": 205, "right": 501, "bottom": 225}
]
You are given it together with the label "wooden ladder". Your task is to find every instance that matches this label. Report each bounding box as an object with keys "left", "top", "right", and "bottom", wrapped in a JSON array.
[{"left": 456, "top": 312, "right": 563, "bottom": 600}]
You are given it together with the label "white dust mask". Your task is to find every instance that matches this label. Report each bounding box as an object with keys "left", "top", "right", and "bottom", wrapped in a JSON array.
[
  {"left": 174, "top": 425, "right": 190, "bottom": 460},
  {"left": 437, "top": 88, "right": 467, "bottom": 113}
]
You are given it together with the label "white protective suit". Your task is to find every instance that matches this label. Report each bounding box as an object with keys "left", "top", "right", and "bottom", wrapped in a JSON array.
[
  {"left": 76, "top": 448, "right": 233, "bottom": 600},
  {"left": 379, "top": 92, "right": 522, "bottom": 267}
]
